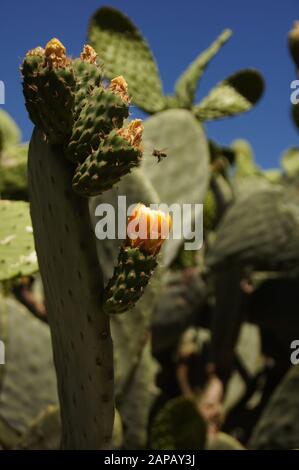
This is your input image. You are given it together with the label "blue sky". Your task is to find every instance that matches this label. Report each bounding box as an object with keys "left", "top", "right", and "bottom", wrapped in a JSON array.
[{"left": 0, "top": 0, "right": 298, "bottom": 168}]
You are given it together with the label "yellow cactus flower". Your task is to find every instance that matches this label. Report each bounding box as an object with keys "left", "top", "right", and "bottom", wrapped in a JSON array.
[
  {"left": 80, "top": 45, "right": 98, "bottom": 64},
  {"left": 26, "top": 46, "right": 45, "bottom": 58},
  {"left": 45, "top": 38, "right": 67, "bottom": 68},
  {"left": 126, "top": 204, "right": 172, "bottom": 255},
  {"left": 117, "top": 119, "right": 144, "bottom": 150},
  {"left": 109, "top": 75, "right": 130, "bottom": 103}
]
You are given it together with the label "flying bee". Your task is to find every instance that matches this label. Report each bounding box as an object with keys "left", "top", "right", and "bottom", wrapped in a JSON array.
[{"left": 152, "top": 148, "right": 168, "bottom": 163}]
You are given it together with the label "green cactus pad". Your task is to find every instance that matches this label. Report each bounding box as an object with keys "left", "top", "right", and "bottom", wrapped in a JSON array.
[
  {"left": 150, "top": 397, "right": 207, "bottom": 450},
  {"left": 0, "top": 200, "right": 38, "bottom": 282},
  {"left": 88, "top": 7, "right": 165, "bottom": 114},
  {"left": 0, "top": 110, "right": 21, "bottom": 152},
  {"left": 66, "top": 87, "right": 129, "bottom": 164},
  {"left": 194, "top": 69, "right": 264, "bottom": 121},
  {"left": 0, "top": 297, "right": 58, "bottom": 435},
  {"left": 175, "top": 29, "right": 232, "bottom": 108},
  {"left": 250, "top": 365, "right": 299, "bottom": 450},
  {"left": 0, "top": 144, "right": 28, "bottom": 201},
  {"left": 72, "top": 130, "right": 142, "bottom": 196},
  {"left": 103, "top": 246, "right": 158, "bottom": 314},
  {"left": 206, "top": 187, "right": 299, "bottom": 273}
]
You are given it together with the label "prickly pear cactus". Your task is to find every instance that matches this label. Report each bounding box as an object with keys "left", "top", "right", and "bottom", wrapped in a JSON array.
[
  {"left": 22, "top": 36, "right": 163, "bottom": 449},
  {"left": 174, "top": 29, "right": 232, "bottom": 107},
  {"left": 249, "top": 365, "right": 299, "bottom": 449},
  {"left": 206, "top": 187, "right": 299, "bottom": 273},
  {"left": 0, "top": 296, "right": 58, "bottom": 438},
  {"left": 22, "top": 39, "right": 144, "bottom": 196},
  {"left": 90, "top": 171, "right": 162, "bottom": 448},
  {"left": 28, "top": 128, "right": 114, "bottom": 449},
  {"left": 103, "top": 203, "right": 171, "bottom": 314},
  {"left": 150, "top": 396, "right": 207, "bottom": 450},
  {"left": 193, "top": 69, "right": 264, "bottom": 120},
  {"left": 88, "top": 7, "right": 264, "bottom": 121},
  {"left": 0, "top": 200, "right": 38, "bottom": 282}
]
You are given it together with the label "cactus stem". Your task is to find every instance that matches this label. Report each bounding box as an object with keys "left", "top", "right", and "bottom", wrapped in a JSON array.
[{"left": 28, "top": 129, "right": 114, "bottom": 449}]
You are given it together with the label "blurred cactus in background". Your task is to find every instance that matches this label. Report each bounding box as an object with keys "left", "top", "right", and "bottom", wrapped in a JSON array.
[
  {"left": 88, "top": 7, "right": 264, "bottom": 120},
  {"left": 0, "top": 111, "right": 28, "bottom": 201}
]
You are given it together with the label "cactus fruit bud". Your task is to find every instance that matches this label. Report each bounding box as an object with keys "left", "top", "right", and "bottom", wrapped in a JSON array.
[
  {"left": 80, "top": 44, "right": 98, "bottom": 64},
  {"left": 288, "top": 21, "right": 299, "bottom": 69},
  {"left": 45, "top": 38, "right": 68, "bottom": 68},
  {"left": 109, "top": 75, "right": 130, "bottom": 103},
  {"left": 103, "top": 204, "right": 172, "bottom": 314}
]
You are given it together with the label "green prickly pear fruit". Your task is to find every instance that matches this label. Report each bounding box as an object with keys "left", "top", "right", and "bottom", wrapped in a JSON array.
[
  {"left": 288, "top": 21, "right": 299, "bottom": 69},
  {"left": 72, "top": 44, "right": 103, "bottom": 118},
  {"left": 66, "top": 77, "right": 131, "bottom": 164},
  {"left": 72, "top": 120, "right": 143, "bottom": 196},
  {"left": 103, "top": 204, "right": 172, "bottom": 314},
  {"left": 22, "top": 39, "right": 76, "bottom": 145}
]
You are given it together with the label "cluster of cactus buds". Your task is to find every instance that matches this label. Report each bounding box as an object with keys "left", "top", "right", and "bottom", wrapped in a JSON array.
[
  {"left": 21, "top": 38, "right": 143, "bottom": 196},
  {"left": 103, "top": 204, "right": 172, "bottom": 314}
]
